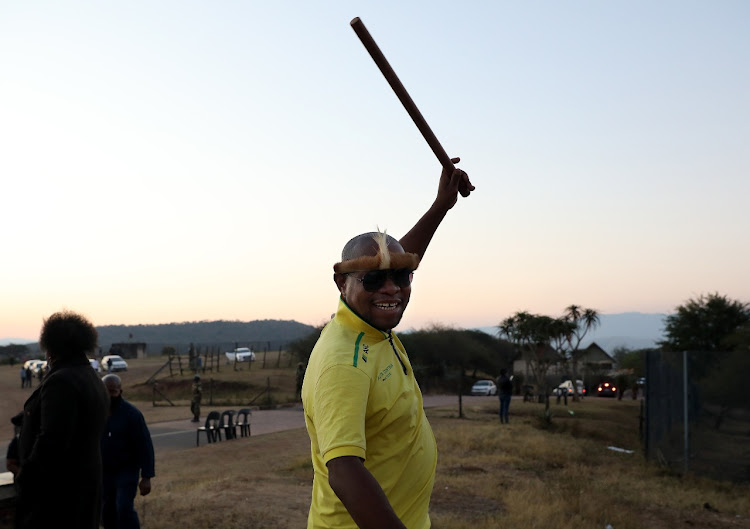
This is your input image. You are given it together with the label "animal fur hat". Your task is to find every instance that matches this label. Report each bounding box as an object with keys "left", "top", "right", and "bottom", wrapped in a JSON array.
[{"left": 333, "top": 231, "right": 420, "bottom": 274}]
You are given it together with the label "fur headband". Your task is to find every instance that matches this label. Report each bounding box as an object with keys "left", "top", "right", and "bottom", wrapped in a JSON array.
[{"left": 333, "top": 232, "right": 420, "bottom": 274}]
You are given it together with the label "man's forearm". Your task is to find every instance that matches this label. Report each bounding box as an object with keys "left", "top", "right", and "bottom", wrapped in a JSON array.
[
  {"left": 327, "top": 456, "right": 407, "bottom": 529},
  {"left": 399, "top": 201, "right": 449, "bottom": 260}
]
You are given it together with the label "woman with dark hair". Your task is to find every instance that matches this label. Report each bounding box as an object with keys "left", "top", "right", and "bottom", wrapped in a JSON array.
[{"left": 15, "top": 310, "right": 110, "bottom": 529}]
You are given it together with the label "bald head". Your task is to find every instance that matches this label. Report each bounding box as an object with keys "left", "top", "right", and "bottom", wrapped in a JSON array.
[
  {"left": 102, "top": 374, "right": 122, "bottom": 399},
  {"left": 334, "top": 231, "right": 418, "bottom": 275},
  {"left": 341, "top": 232, "right": 402, "bottom": 262}
]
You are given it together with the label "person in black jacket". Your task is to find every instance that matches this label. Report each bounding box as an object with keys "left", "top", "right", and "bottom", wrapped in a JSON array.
[
  {"left": 101, "top": 374, "right": 155, "bottom": 529},
  {"left": 15, "top": 310, "right": 110, "bottom": 529},
  {"left": 496, "top": 369, "right": 513, "bottom": 424}
]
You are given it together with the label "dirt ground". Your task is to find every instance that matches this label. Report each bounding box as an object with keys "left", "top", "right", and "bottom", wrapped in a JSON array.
[{"left": 0, "top": 357, "right": 199, "bottom": 442}]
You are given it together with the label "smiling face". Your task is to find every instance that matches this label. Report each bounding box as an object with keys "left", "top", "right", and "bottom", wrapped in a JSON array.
[{"left": 334, "top": 237, "right": 412, "bottom": 331}]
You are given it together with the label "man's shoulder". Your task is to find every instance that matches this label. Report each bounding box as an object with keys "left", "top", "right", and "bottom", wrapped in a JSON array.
[{"left": 120, "top": 399, "right": 146, "bottom": 419}]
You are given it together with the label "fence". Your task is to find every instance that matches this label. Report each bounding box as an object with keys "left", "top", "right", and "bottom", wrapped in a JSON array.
[{"left": 644, "top": 350, "right": 750, "bottom": 482}]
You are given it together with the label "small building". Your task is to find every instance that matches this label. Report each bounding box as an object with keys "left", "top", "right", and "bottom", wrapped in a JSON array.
[
  {"left": 575, "top": 342, "right": 616, "bottom": 377},
  {"left": 512, "top": 344, "right": 565, "bottom": 382},
  {"left": 109, "top": 342, "right": 147, "bottom": 360}
]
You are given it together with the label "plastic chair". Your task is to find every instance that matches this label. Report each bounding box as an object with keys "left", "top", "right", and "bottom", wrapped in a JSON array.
[
  {"left": 197, "top": 411, "right": 222, "bottom": 446},
  {"left": 219, "top": 410, "right": 237, "bottom": 440},
  {"left": 235, "top": 408, "right": 252, "bottom": 438}
]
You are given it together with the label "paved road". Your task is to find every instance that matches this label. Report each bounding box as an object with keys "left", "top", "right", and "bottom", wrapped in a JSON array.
[
  {"left": 149, "top": 394, "right": 489, "bottom": 453},
  {"left": 1, "top": 395, "right": 492, "bottom": 468}
]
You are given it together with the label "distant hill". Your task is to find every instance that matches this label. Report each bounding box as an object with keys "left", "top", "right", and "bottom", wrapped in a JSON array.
[
  {"left": 475, "top": 312, "right": 666, "bottom": 352},
  {"left": 0, "top": 338, "right": 34, "bottom": 346},
  {"left": 14, "top": 319, "right": 317, "bottom": 356},
  {"left": 582, "top": 312, "right": 666, "bottom": 351}
]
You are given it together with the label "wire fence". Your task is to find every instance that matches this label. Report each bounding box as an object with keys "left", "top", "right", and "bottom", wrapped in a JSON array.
[{"left": 644, "top": 350, "right": 750, "bottom": 482}]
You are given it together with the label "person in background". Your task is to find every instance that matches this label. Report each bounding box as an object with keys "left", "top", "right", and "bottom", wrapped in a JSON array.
[
  {"left": 302, "top": 160, "right": 474, "bottom": 529},
  {"left": 15, "top": 310, "right": 110, "bottom": 529},
  {"left": 496, "top": 368, "right": 513, "bottom": 424},
  {"left": 295, "top": 362, "right": 306, "bottom": 401},
  {"left": 19, "top": 366, "right": 26, "bottom": 389},
  {"left": 24, "top": 365, "right": 32, "bottom": 388},
  {"left": 5, "top": 412, "right": 24, "bottom": 476},
  {"left": 191, "top": 374, "right": 202, "bottom": 422},
  {"left": 101, "top": 374, "right": 155, "bottom": 529}
]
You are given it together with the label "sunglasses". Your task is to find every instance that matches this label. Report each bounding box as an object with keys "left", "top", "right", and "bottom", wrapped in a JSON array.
[{"left": 349, "top": 268, "right": 414, "bottom": 292}]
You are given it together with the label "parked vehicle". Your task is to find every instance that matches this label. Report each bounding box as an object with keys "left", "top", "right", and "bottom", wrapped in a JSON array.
[
  {"left": 31, "top": 360, "right": 48, "bottom": 374},
  {"left": 225, "top": 347, "right": 256, "bottom": 363},
  {"left": 596, "top": 381, "right": 617, "bottom": 397},
  {"left": 470, "top": 380, "right": 497, "bottom": 396},
  {"left": 552, "top": 379, "right": 586, "bottom": 397},
  {"left": 23, "top": 359, "right": 45, "bottom": 372},
  {"left": 101, "top": 354, "right": 128, "bottom": 372}
]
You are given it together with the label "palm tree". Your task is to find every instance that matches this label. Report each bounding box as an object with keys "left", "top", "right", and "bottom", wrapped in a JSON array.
[{"left": 562, "top": 305, "right": 600, "bottom": 401}]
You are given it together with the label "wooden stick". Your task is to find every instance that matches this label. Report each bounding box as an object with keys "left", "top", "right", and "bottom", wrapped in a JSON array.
[{"left": 350, "top": 17, "right": 470, "bottom": 197}]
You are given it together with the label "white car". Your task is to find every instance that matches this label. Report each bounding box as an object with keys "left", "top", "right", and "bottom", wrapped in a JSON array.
[
  {"left": 470, "top": 380, "right": 498, "bottom": 396},
  {"left": 89, "top": 358, "right": 102, "bottom": 373},
  {"left": 552, "top": 379, "right": 586, "bottom": 397},
  {"left": 102, "top": 355, "right": 128, "bottom": 372},
  {"left": 23, "top": 359, "right": 45, "bottom": 372},
  {"left": 225, "top": 347, "right": 256, "bottom": 363}
]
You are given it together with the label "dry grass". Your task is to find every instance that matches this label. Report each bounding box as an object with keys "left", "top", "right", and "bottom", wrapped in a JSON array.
[
  {"left": 142, "top": 430, "right": 312, "bottom": 529},
  {"left": 134, "top": 398, "right": 750, "bottom": 529},
  {"left": 3, "top": 362, "right": 750, "bottom": 528}
]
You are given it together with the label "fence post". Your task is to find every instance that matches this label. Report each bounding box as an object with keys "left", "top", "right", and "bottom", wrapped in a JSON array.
[{"left": 683, "top": 350, "right": 689, "bottom": 476}]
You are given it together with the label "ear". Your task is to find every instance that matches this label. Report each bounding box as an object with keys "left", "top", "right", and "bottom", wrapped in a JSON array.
[{"left": 333, "top": 273, "right": 348, "bottom": 298}]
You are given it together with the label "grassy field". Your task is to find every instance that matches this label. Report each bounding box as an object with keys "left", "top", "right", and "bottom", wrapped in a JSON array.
[{"left": 2, "top": 359, "right": 750, "bottom": 528}]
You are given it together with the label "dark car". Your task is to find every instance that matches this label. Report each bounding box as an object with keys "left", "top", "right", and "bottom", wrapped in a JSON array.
[{"left": 596, "top": 381, "right": 617, "bottom": 397}]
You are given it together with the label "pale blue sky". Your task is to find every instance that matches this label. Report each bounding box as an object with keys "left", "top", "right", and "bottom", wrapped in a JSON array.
[{"left": 2, "top": 1, "right": 749, "bottom": 340}]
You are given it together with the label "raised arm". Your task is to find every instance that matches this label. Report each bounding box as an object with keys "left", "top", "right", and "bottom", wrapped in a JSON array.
[{"left": 399, "top": 157, "right": 474, "bottom": 259}]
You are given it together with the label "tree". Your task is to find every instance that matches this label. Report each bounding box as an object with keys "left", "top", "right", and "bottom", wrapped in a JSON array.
[
  {"left": 612, "top": 346, "right": 646, "bottom": 377},
  {"left": 660, "top": 293, "right": 750, "bottom": 353},
  {"left": 0, "top": 343, "right": 31, "bottom": 365},
  {"left": 560, "top": 305, "right": 600, "bottom": 401},
  {"left": 401, "top": 325, "right": 502, "bottom": 418},
  {"left": 498, "top": 312, "right": 562, "bottom": 421},
  {"left": 287, "top": 326, "right": 324, "bottom": 364},
  {"left": 660, "top": 293, "right": 750, "bottom": 429}
]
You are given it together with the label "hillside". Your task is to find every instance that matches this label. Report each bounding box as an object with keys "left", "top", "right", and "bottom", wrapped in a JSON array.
[{"left": 14, "top": 319, "right": 317, "bottom": 356}]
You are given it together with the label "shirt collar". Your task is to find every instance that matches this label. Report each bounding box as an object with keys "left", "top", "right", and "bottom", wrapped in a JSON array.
[{"left": 336, "top": 297, "right": 391, "bottom": 341}]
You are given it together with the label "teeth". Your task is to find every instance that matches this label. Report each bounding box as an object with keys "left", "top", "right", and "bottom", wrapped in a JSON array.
[{"left": 375, "top": 302, "right": 398, "bottom": 310}]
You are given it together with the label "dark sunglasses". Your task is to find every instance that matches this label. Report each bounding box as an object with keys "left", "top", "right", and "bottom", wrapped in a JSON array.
[{"left": 349, "top": 268, "right": 414, "bottom": 292}]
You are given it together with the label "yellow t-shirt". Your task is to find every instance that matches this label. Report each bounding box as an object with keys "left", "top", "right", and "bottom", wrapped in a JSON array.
[{"left": 302, "top": 299, "right": 437, "bottom": 529}]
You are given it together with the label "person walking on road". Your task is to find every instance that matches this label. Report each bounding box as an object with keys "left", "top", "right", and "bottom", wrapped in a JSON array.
[{"left": 101, "top": 374, "right": 155, "bottom": 529}]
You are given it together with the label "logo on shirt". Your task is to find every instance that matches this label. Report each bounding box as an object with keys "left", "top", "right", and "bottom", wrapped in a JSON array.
[
  {"left": 377, "top": 363, "right": 394, "bottom": 382},
  {"left": 362, "top": 344, "right": 369, "bottom": 362}
]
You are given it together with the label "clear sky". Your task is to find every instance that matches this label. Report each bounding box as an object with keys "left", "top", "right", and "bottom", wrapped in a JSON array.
[{"left": 2, "top": 1, "right": 749, "bottom": 342}]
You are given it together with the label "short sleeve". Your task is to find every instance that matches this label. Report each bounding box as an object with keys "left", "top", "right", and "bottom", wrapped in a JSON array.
[{"left": 313, "top": 364, "right": 370, "bottom": 464}]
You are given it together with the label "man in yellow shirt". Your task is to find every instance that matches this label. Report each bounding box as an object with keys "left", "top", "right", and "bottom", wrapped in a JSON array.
[{"left": 302, "top": 160, "right": 473, "bottom": 529}]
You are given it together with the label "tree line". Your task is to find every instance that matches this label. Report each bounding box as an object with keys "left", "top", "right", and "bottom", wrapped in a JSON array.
[{"left": 287, "top": 293, "right": 749, "bottom": 421}]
